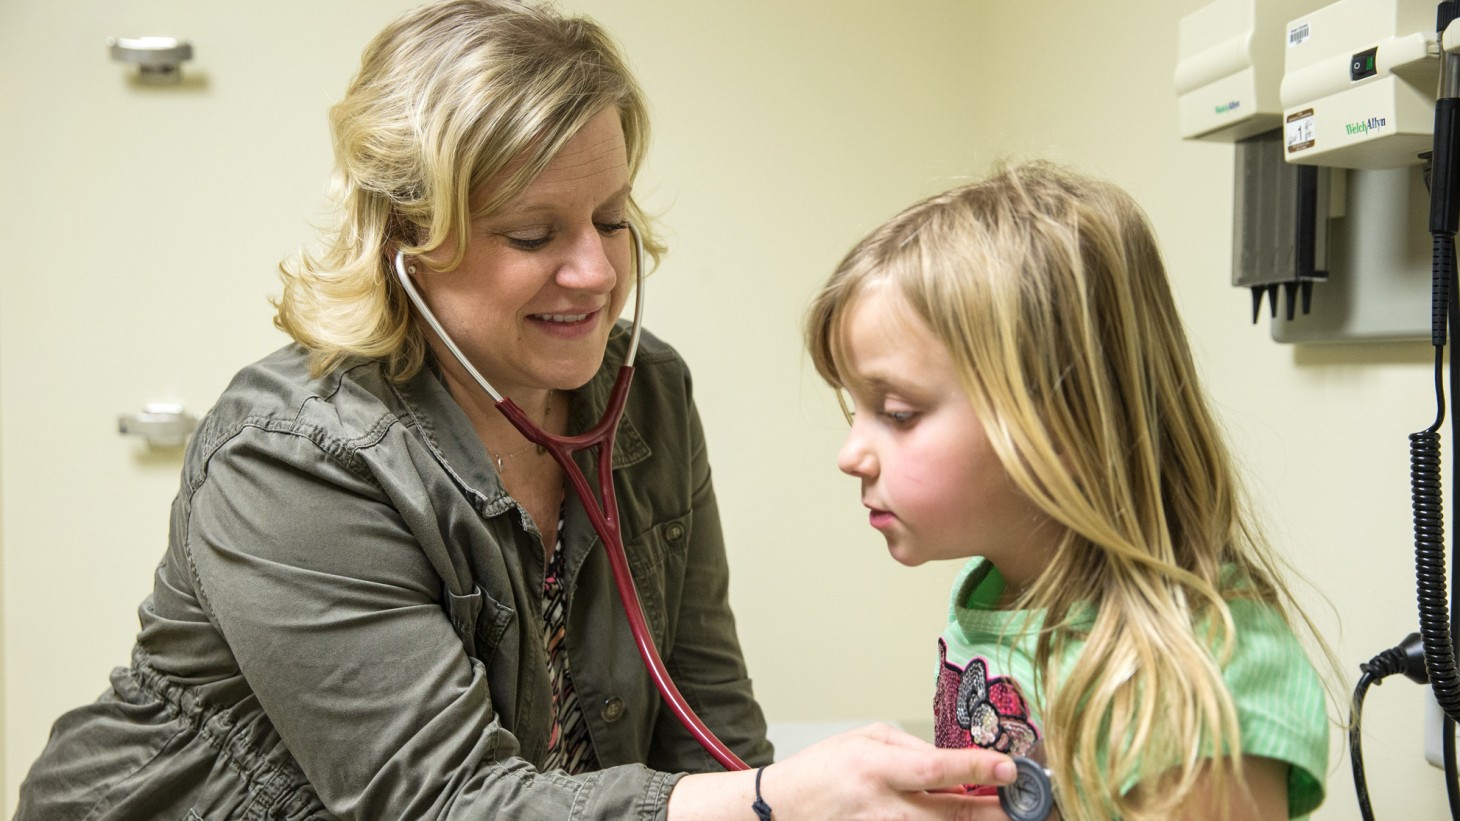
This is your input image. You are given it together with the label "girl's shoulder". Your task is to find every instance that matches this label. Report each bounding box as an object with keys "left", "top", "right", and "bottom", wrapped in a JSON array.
[{"left": 1219, "top": 595, "right": 1330, "bottom": 818}]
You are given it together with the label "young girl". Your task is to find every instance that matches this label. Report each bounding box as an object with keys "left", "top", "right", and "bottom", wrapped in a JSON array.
[{"left": 805, "top": 163, "right": 1330, "bottom": 820}]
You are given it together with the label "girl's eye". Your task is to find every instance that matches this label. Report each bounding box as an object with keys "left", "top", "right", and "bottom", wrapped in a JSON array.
[{"left": 880, "top": 409, "right": 917, "bottom": 426}]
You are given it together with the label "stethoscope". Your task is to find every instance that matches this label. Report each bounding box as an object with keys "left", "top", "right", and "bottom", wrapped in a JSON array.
[
  {"left": 393, "top": 227, "right": 1060, "bottom": 817},
  {"left": 393, "top": 225, "right": 749, "bottom": 771},
  {"left": 1000, "top": 745, "right": 1056, "bottom": 821}
]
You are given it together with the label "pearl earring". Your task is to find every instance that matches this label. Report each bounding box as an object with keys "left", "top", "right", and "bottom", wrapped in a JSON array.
[{"left": 406, "top": 264, "right": 417, "bottom": 275}]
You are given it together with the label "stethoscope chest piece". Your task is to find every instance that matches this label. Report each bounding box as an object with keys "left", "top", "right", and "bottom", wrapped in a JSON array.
[{"left": 998, "top": 755, "right": 1055, "bottom": 821}]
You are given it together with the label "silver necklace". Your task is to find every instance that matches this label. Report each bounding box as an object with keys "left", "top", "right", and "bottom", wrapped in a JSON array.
[{"left": 487, "top": 392, "right": 553, "bottom": 473}]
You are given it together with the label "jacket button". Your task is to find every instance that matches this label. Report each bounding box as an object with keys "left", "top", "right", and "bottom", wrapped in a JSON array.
[
  {"left": 600, "top": 696, "right": 626, "bottom": 723},
  {"left": 664, "top": 522, "right": 685, "bottom": 543}
]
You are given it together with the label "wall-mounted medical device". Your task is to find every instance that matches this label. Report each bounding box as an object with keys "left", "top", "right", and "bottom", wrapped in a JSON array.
[
  {"left": 1176, "top": 0, "right": 1434, "bottom": 342},
  {"left": 1175, "top": 0, "right": 1317, "bottom": 141},
  {"left": 1281, "top": 0, "right": 1439, "bottom": 168},
  {"left": 1177, "top": 0, "right": 1342, "bottom": 323}
]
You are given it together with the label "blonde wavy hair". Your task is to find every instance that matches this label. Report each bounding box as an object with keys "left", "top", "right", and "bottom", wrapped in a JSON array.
[
  {"left": 274, "top": 0, "right": 663, "bottom": 380},
  {"left": 807, "top": 162, "right": 1324, "bottom": 820}
]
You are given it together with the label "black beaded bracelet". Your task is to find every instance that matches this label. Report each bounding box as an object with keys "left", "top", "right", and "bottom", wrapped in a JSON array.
[{"left": 750, "top": 765, "right": 773, "bottom": 820}]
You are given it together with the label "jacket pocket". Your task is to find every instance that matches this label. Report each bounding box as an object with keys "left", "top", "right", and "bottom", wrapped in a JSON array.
[
  {"left": 442, "top": 582, "right": 514, "bottom": 664},
  {"left": 622, "top": 515, "right": 689, "bottom": 648}
]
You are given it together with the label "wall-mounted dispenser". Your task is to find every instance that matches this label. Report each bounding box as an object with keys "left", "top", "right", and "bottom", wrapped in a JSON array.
[{"left": 1232, "top": 130, "right": 1343, "bottom": 322}]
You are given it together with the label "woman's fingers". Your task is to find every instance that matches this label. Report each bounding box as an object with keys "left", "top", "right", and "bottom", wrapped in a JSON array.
[
  {"left": 881, "top": 743, "right": 1018, "bottom": 793},
  {"left": 913, "top": 791, "right": 1013, "bottom": 820},
  {"left": 838, "top": 724, "right": 1017, "bottom": 792}
]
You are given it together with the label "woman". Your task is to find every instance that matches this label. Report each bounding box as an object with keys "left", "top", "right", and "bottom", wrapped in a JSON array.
[{"left": 14, "top": 2, "right": 1014, "bottom": 819}]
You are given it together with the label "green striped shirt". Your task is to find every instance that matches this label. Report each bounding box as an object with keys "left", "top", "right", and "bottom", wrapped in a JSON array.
[{"left": 937, "top": 558, "right": 1328, "bottom": 819}]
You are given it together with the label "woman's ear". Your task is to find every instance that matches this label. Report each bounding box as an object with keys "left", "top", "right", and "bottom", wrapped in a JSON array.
[{"left": 392, "top": 249, "right": 419, "bottom": 277}]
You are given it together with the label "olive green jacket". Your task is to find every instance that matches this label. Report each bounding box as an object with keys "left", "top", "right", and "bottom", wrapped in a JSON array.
[{"left": 16, "top": 327, "right": 772, "bottom": 820}]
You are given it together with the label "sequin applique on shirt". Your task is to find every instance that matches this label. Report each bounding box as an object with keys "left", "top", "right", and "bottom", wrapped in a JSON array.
[{"left": 934, "top": 638, "right": 1039, "bottom": 756}]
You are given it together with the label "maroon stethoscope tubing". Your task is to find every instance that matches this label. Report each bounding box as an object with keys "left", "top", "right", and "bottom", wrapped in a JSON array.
[{"left": 495, "top": 366, "right": 749, "bottom": 772}]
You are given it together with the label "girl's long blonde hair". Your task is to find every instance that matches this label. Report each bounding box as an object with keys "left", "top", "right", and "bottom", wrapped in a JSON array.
[
  {"left": 808, "top": 162, "right": 1318, "bottom": 820},
  {"left": 274, "top": 0, "right": 663, "bottom": 380}
]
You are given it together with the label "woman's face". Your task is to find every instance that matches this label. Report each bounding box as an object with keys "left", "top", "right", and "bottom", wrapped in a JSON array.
[
  {"left": 834, "top": 285, "right": 1055, "bottom": 588},
  {"left": 410, "top": 107, "right": 635, "bottom": 401}
]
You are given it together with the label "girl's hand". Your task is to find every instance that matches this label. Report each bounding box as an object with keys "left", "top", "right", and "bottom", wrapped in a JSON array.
[{"left": 668, "top": 722, "right": 1020, "bottom": 821}]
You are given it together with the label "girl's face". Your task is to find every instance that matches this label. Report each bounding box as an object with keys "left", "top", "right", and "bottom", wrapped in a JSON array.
[
  {"left": 835, "top": 285, "right": 1055, "bottom": 588},
  {"left": 410, "top": 107, "right": 635, "bottom": 401}
]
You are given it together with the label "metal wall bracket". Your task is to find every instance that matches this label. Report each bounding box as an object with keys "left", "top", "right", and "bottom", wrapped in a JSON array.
[
  {"left": 118, "top": 403, "right": 198, "bottom": 448},
  {"left": 108, "top": 36, "right": 193, "bottom": 85}
]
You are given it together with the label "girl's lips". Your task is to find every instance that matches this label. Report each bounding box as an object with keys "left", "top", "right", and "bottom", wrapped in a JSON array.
[{"left": 868, "top": 508, "right": 895, "bottom": 530}]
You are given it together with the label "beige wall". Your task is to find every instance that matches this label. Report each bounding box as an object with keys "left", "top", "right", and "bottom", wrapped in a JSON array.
[{"left": 0, "top": 1, "right": 1445, "bottom": 819}]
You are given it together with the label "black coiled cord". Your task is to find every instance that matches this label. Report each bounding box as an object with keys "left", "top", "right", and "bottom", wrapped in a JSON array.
[
  {"left": 1414, "top": 415, "right": 1460, "bottom": 715},
  {"left": 1418, "top": 230, "right": 1460, "bottom": 723}
]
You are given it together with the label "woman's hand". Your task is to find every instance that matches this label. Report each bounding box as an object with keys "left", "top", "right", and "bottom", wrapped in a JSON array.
[{"left": 667, "top": 723, "right": 1020, "bottom": 821}]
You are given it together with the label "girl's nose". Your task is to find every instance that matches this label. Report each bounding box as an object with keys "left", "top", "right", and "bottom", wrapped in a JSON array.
[{"left": 837, "top": 429, "right": 877, "bottom": 478}]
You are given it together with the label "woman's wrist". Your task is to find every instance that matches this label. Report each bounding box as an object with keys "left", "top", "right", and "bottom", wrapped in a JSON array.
[
  {"left": 666, "top": 769, "right": 762, "bottom": 821},
  {"left": 750, "top": 764, "right": 774, "bottom": 820}
]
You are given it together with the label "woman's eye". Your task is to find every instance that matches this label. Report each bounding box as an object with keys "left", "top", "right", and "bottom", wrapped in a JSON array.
[
  {"left": 596, "top": 219, "right": 630, "bottom": 235},
  {"left": 505, "top": 232, "right": 552, "bottom": 251}
]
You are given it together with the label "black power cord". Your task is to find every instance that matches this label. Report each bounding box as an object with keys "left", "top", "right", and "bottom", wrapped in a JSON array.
[
  {"left": 1394, "top": 8, "right": 1460, "bottom": 819},
  {"left": 1351, "top": 634, "right": 1429, "bottom": 821},
  {"left": 1423, "top": 0, "right": 1460, "bottom": 727}
]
